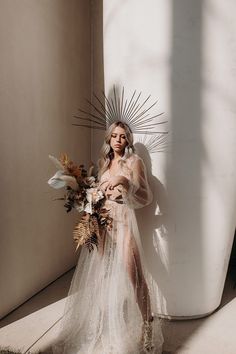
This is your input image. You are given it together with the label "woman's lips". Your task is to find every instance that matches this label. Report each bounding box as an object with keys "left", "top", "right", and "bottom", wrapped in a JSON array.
[{"left": 114, "top": 144, "right": 121, "bottom": 148}]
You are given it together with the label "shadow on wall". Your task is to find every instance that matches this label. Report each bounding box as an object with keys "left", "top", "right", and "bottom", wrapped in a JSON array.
[
  {"left": 135, "top": 142, "right": 169, "bottom": 315},
  {"left": 165, "top": 0, "right": 206, "bottom": 314}
]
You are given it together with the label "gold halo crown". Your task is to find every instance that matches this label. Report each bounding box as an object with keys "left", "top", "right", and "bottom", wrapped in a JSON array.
[{"left": 73, "top": 85, "right": 169, "bottom": 153}]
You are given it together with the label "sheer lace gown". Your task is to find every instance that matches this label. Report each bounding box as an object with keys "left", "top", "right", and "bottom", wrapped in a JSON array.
[{"left": 52, "top": 154, "right": 163, "bottom": 354}]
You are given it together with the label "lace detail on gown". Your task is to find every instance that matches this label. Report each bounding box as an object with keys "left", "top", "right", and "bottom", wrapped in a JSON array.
[{"left": 52, "top": 154, "right": 163, "bottom": 354}]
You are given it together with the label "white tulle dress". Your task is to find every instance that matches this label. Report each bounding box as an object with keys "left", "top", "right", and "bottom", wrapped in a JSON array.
[{"left": 52, "top": 153, "right": 163, "bottom": 354}]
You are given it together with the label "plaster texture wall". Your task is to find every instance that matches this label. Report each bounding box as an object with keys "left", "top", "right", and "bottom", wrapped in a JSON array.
[
  {"left": 0, "top": 0, "right": 91, "bottom": 318},
  {"left": 90, "top": 0, "right": 105, "bottom": 164},
  {"left": 103, "top": 0, "right": 236, "bottom": 317}
]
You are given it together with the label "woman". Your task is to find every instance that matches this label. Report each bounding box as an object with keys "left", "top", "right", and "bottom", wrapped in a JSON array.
[{"left": 52, "top": 122, "right": 163, "bottom": 354}]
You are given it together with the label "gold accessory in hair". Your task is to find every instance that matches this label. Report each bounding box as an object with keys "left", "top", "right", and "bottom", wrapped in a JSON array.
[{"left": 73, "top": 86, "right": 167, "bottom": 135}]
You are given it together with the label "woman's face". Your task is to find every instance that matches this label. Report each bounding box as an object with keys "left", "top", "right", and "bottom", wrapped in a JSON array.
[{"left": 110, "top": 126, "right": 127, "bottom": 155}]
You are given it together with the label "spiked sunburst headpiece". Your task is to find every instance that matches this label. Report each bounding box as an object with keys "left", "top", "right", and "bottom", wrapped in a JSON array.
[{"left": 73, "top": 86, "right": 168, "bottom": 153}]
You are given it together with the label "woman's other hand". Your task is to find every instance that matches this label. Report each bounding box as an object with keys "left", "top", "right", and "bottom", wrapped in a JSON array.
[{"left": 105, "top": 175, "right": 129, "bottom": 191}]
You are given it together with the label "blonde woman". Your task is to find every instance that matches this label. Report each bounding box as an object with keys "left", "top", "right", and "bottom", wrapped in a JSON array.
[{"left": 52, "top": 121, "right": 163, "bottom": 354}]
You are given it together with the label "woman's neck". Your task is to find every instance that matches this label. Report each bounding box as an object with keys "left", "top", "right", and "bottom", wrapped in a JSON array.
[{"left": 113, "top": 151, "right": 124, "bottom": 160}]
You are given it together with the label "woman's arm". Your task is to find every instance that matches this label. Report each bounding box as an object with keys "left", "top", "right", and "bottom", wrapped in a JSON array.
[
  {"left": 98, "top": 156, "right": 152, "bottom": 208},
  {"left": 123, "top": 157, "right": 153, "bottom": 209},
  {"left": 104, "top": 175, "right": 129, "bottom": 191}
]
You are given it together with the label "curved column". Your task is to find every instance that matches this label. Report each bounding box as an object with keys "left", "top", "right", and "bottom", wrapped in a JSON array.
[{"left": 103, "top": 0, "right": 236, "bottom": 317}]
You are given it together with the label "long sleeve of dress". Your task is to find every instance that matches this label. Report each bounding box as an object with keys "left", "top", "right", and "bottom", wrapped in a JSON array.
[{"left": 123, "top": 156, "right": 153, "bottom": 209}]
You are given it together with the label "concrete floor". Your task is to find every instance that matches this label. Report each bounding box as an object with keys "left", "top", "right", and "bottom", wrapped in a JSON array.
[{"left": 0, "top": 265, "right": 235, "bottom": 354}]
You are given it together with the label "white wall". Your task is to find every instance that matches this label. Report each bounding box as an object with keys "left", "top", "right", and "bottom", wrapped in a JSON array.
[
  {"left": 0, "top": 0, "right": 91, "bottom": 319},
  {"left": 103, "top": 0, "right": 236, "bottom": 317}
]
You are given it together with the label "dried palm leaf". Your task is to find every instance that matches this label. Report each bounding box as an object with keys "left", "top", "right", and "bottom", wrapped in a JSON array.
[
  {"left": 48, "top": 154, "right": 64, "bottom": 170},
  {"left": 73, "top": 214, "right": 90, "bottom": 251},
  {"left": 73, "top": 214, "right": 100, "bottom": 252}
]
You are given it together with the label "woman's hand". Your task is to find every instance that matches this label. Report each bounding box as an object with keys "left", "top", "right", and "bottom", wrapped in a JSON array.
[{"left": 105, "top": 175, "right": 130, "bottom": 191}]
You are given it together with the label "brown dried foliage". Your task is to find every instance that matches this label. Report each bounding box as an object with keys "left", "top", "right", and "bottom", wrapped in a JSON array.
[{"left": 59, "top": 153, "right": 86, "bottom": 178}]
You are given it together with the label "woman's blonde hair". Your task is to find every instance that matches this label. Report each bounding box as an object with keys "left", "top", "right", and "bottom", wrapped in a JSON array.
[{"left": 98, "top": 121, "right": 135, "bottom": 179}]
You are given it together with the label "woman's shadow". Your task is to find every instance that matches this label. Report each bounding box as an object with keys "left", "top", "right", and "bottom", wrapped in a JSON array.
[{"left": 134, "top": 142, "right": 170, "bottom": 316}]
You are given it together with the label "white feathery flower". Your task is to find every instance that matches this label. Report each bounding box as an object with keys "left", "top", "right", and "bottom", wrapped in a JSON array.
[
  {"left": 47, "top": 171, "right": 66, "bottom": 189},
  {"left": 84, "top": 188, "right": 104, "bottom": 214},
  {"left": 48, "top": 171, "right": 78, "bottom": 190}
]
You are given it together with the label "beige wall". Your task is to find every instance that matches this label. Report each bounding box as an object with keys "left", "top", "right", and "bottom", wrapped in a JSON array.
[
  {"left": 91, "top": 0, "right": 105, "bottom": 163},
  {"left": 0, "top": 0, "right": 91, "bottom": 318}
]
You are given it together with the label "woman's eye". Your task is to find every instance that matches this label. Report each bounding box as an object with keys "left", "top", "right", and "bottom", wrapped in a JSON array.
[{"left": 111, "top": 133, "right": 126, "bottom": 140}]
